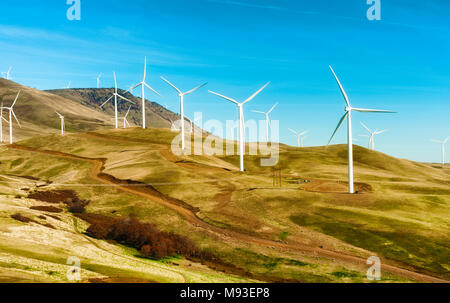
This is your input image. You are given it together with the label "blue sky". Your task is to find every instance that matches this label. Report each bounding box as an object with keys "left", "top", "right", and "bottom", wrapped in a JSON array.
[{"left": 0, "top": 0, "right": 449, "bottom": 163}]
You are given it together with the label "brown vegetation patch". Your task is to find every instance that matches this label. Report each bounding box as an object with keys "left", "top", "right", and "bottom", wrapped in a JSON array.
[
  {"left": 30, "top": 206, "right": 63, "bottom": 213},
  {"left": 11, "top": 213, "right": 55, "bottom": 229},
  {"left": 28, "top": 190, "right": 78, "bottom": 204},
  {"left": 11, "top": 213, "right": 39, "bottom": 224},
  {"left": 27, "top": 190, "right": 90, "bottom": 213}
]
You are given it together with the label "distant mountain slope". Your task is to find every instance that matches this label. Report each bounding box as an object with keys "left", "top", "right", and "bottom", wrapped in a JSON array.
[
  {"left": 46, "top": 88, "right": 181, "bottom": 129},
  {"left": 0, "top": 79, "right": 115, "bottom": 141}
]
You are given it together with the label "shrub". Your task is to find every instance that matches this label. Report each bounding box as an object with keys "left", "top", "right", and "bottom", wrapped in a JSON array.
[{"left": 78, "top": 213, "right": 200, "bottom": 260}]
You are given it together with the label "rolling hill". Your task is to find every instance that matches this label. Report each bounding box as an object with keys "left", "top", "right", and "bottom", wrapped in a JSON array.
[
  {"left": 46, "top": 88, "right": 179, "bottom": 129},
  {"left": 0, "top": 79, "right": 192, "bottom": 143},
  {"left": 0, "top": 127, "right": 448, "bottom": 283}
]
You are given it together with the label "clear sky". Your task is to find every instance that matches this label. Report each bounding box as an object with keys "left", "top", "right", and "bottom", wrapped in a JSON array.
[{"left": 0, "top": 0, "right": 449, "bottom": 163}]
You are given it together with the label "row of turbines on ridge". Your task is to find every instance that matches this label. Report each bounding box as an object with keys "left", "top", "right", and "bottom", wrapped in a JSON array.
[{"left": 1, "top": 60, "right": 449, "bottom": 194}]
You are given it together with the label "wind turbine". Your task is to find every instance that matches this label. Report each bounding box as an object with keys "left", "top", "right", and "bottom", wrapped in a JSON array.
[
  {"left": 288, "top": 129, "right": 308, "bottom": 147},
  {"left": 0, "top": 103, "right": 9, "bottom": 143},
  {"left": 55, "top": 111, "right": 65, "bottom": 136},
  {"left": 66, "top": 81, "right": 71, "bottom": 89},
  {"left": 161, "top": 77, "right": 207, "bottom": 150},
  {"left": 123, "top": 106, "right": 132, "bottom": 128},
  {"left": 328, "top": 66, "right": 396, "bottom": 194},
  {"left": 431, "top": 137, "right": 450, "bottom": 166},
  {"left": 2, "top": 91, "right": 22, "bottom": 144},
  {"left": 100, "top": 72, "right": 134, "bottom": 129},
  {"left": 360, "top": 122, "right": 387, "bottom": 150},
  {"left": 252, "top": 103, "right": 278, "bottom": 142},
  {"left": 128, "top": 57, "right": 160, "bottom": 129},
  {"left": 2, "top": 67, "right": 12, "bottom": 80},
  {"left": 97, "top": 73, "right": 102, "bottom": 88},
  {"left": 209, "top": 82, "right": 270, "bottom": 172}
]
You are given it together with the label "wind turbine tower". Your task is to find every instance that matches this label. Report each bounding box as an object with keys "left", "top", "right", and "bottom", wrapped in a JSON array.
[
  {"left": 252, "top": 103, "right": 278, "bottom": 142},
  {"left": 209, "top": 82, "right": 270, "bottom": 172},
  {"left": 55, "top": 111, "right": 65, "bottom": 136},
  {"left": 129, "top": 57, "right": 160, "bottom": 129},
  {"left": 2, "top": 91, "right": 22, "bottom": 144},
  {"left": 328, "top": 66, "right": 396, "bottom": 194},
  {"left": 431, "top": 137, "right": 450, "bottom": 166},
  {"left": 360, "top": 122, "right": 387, "bottom": 150},
  {"left": 100, "top": 72, "right": 135, "bottom": 129},
  {"left": 161, "top": 76, "right": 207, "bottom": 150}
]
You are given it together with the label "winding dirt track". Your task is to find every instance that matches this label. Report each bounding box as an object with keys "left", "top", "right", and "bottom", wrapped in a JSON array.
[{"left": 7, "top": 144, "right": 448, "bottom": 283}]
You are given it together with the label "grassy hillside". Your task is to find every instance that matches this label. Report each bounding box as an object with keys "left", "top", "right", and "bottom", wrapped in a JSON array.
[
  {"left": 0, "top": 128, "right": 447, "bottom": 283},
  {"left": 0, "top": 79, "right": 114, "bottom": 141}
]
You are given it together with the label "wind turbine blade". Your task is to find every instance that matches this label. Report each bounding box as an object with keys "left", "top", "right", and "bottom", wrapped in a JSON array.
[
  {"left": 444, "top": 137, "right": 450, "bottom": 144},
  {"left": 243, "top": 82, "right": 270, "bottom": 104},
  {"left": 360, "top": 122, "right": 372, "bottom": 134},
  {"left": 160, "top": 76, "right": 182, "bottom": 94},
  {"left": 431, "top": 140, "right": 442, "bottom": 144},
  {"left": 300, "top": 130, "right": 309, "bottom": 136},
  {"left": 375, "top": 130, "right": 388, "bottom": 135},
  {"left": 328, "top": 112, "right": 348, "bottom": 145},
  {"left": 11, "top": 110, "right": 21, "bottom": 128},
  {"left": 252, "top": 110, "right": 266, "bottom": 115},
  {"left": 352, "top": 108, "right": 396, "bottom": 113},
  {"left": 184, "top": 82, "right": 208, "bottom": 96},
  {"left": 288, "top": 128, "right": 298, "bottom": 135},
  {"left": 125, "top": 106, "right": 132, "bottom": 118},
  {"left": 143, "top": 56, "right": 147, "bottom": 81},
  {"left": 12, "top": 91, "right": 21, "bottom": 107},
  {"left": 329, "top": 66, "right": 350, "bottom": 107},
  {"left": 118, "top": 95, "right": 135, "bottom": 104},
  {"left": 128, "top": 83, "right": 141, "bottom": 92},
  {"left": 268, "top": 102, "right": 278, "bottom": 114},
  {"left": 100, "top": 95, "right": 114, "bottom": 107},
  {"left": 208, "top": 91, "right": 239, "bottom": 105},
  {"left": 144, "top": 82, "right": 161, "bottom": 96},
  {"left": 114, "top": 72, "right": 117, "bottom": 93}
]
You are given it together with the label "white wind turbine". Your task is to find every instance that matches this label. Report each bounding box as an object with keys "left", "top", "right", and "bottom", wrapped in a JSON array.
[
  {"left": 2, "top": 91, "right": 22, "bottom": 144},
  {"left": 2, "top": 67, "right": 12, "bottom": 80},
  {"left": 128, "top": 57, "right": 160, "bottom": 129},
  {"left": 252, "top": 103, "right": 278, "bottom": 142},
  {"left": 288, "top": 129, "right": 308, "bottom": 147},
  {"left": 161, "top": 77, "right": 207, "bottom": 150},
  {"left": 55, "top": 111, "right": 65, "bottom": 136},
  {"left": 100, "top": 72, "right": 134, "bottom": 129},
  {"left": 123, "top": 106, "right": 132, "bottom": 128},
  {"left": 66, "top": 81, "right": 71, "bottom": 89},
  {"left": 431, "top": 137, "right": 450, "bottom": 166},
  {"left": 209, "top": 82, "right": 270, "bottom": 172},
  {"left": 360, "top": 122, "right": 387, "bottom": 150},
  {"left": 97, "top": 73, "right": 102, "bottom": 88},
  {"left": 328, "top": 66, "right": 396, "bottom": 194},
  {"left": 0, "top": 103, "right": 9, "bottom": 143}
]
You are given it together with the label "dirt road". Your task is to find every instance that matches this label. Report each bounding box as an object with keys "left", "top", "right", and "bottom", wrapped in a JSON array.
[{"left": 8, "top": 144, "right": 448, "bottom": 283}]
